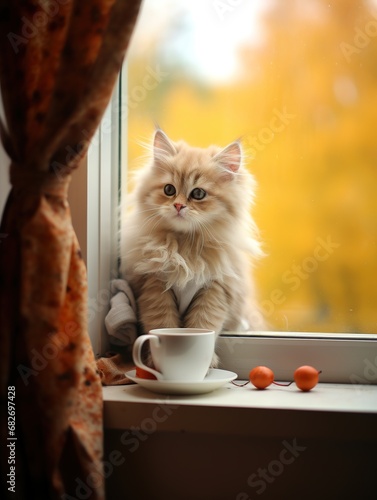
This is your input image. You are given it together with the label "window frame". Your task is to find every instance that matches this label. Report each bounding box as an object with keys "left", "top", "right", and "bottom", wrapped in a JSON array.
[
  {"left": 86, "top": 76, "right": 122, "bottom": 357},
  {"left": 86, "top": 70, "right": 377, "bottom": 384},
  {"left": 218, "top": 333, "right": 377, "bottom": 384}
]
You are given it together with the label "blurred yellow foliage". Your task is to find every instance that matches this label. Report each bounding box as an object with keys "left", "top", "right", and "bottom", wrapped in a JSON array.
[{"left": 125, "top": 0, "right": 377, "bottom": 333}]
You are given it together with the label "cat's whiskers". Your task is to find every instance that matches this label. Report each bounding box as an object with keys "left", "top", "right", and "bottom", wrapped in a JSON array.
[
  {"left": 137, "top": 207, "right": 162, "bottom": 233},
  {"left": 199, "top": 220, "right": 224, "bottom": 248},
  {"left": 186, "top": 224, "right": 201, "bottom": 255},
  {"left": 134, "top": 206, "right": 160, "bottom": 217},
  {"left": 144, "top": 215, "right": 164, "bottom": 236},
  {"left": 186, "top": 216, "right": 217, "bottom": 255}
]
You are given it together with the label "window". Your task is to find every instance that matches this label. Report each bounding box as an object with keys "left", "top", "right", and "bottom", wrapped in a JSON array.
[
  {"left": 123, "top": 0, "right": 377, "bottom": 335},
  {"left": 86, "top": 0, "right": 377, "bottom": 382}
]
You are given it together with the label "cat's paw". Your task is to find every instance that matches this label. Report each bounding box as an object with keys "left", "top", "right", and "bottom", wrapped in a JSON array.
[{"left": 145, "top": 352, "right": 155, "bottom": 368}]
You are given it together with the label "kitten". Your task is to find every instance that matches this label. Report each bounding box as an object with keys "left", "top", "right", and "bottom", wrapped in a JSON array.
[{"left": 121, "top": 129, "right": 265, "bottom": 366}]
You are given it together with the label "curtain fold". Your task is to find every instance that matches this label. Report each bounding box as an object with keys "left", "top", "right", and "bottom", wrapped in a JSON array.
[{"left": 0, "top": 1, "right": 141, "bottom": 498}]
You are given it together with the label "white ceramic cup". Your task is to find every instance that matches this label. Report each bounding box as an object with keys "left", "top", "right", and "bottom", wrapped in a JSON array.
[{"left": 132, "top": 328, "right": 215, "bottom": 381}]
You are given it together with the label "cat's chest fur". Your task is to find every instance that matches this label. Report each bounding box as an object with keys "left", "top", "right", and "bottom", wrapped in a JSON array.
[
  {"left": 172, "top": 280, "right": 202, "bottom": 315},
  {"left": 132, "top": 232, "right": 231, "bottom": 290}
]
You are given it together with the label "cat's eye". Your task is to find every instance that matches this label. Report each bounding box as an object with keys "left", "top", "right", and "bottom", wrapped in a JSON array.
[
  {"left": 164, "top": 184, "right": 176, "bottom": 196},
  {"left": 190, "top": 188, "right": 206, "bottom": 200}
]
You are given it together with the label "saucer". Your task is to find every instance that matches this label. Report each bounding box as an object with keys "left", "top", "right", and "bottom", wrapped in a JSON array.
[{"left": 125, "top": 368, "right": 238, "bottom": 395}]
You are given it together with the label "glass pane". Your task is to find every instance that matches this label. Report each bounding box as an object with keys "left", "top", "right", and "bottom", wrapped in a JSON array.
[{"left": 124, "top": 0, "right": 377, "bottom": 334}]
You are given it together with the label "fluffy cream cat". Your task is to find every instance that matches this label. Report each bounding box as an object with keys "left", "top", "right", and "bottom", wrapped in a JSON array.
[{"left": 121, "top": 129, "right": 265, "bottom": 365}]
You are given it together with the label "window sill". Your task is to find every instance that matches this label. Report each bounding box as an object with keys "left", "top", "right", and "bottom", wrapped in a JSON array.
[{"left": 103, "top": 381, "right": 377, "bottom": 440}]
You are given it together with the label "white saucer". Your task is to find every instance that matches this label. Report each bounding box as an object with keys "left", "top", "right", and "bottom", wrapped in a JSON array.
[{"left": 125, "top": 368, "right": 238, "bottom": 395}]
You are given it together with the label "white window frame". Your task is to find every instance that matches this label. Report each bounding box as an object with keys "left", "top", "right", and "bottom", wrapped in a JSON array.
[
  {"left": 218, "top": 333, "right": 377, "bottom": 383},
  {"left": 86, "top": 72, "right": 377, "bottom": 384},
  {"left": 86, "top": 76, "right": 122, "bottom": 358}
]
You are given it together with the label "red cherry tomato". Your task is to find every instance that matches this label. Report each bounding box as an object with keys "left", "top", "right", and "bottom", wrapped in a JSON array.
[
  {"left": 249, "top": 366, "right": 274, "bottom": 389},
  {"left": 135, "top": 366, "right": 157, "bottom": 380},
  {"left": 294, "top": 365, "right": 321, "bottom": 391}
]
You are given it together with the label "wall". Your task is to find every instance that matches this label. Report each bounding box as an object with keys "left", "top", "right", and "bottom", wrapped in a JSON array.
[
  {"left": 68, "top": 158, "right": 87, "bottom": 264},
  {"left": 104, "top": 410, "right": 376, "bottom": 500},
  {"left": 0, "top": 131, "right": 10, "bottom": 218}
]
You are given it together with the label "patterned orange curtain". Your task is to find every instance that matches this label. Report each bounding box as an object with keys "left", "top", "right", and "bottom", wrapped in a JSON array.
[{"left": 0, "top": 1, "right": 141, "bottom": 499}]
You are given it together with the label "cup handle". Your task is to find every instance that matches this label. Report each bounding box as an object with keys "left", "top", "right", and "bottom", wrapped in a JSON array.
[{"left": 132, "top": 334, "right": 163, "bottom": 380}]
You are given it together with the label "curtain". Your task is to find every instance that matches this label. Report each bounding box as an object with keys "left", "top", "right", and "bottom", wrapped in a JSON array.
[{"left": 0, "top": 1, "right": 141, "bottom": 498}]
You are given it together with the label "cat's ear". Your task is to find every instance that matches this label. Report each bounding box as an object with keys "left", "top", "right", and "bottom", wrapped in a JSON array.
[
  {"left": 214, "top": 141, "right": 242, "bottom": 180},
  {"left": 153, "top": 129, "right": 176, "bottom": 160}
]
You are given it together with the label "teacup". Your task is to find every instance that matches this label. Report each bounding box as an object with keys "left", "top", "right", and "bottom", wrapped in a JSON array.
[{"left": 132, "top": 328, "right": 215, "bottom": 381}]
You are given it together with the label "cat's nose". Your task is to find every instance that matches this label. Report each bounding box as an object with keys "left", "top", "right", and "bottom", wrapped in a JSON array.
[{"left": 174, "top": 203, "right": 186, "bottom": 213}]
